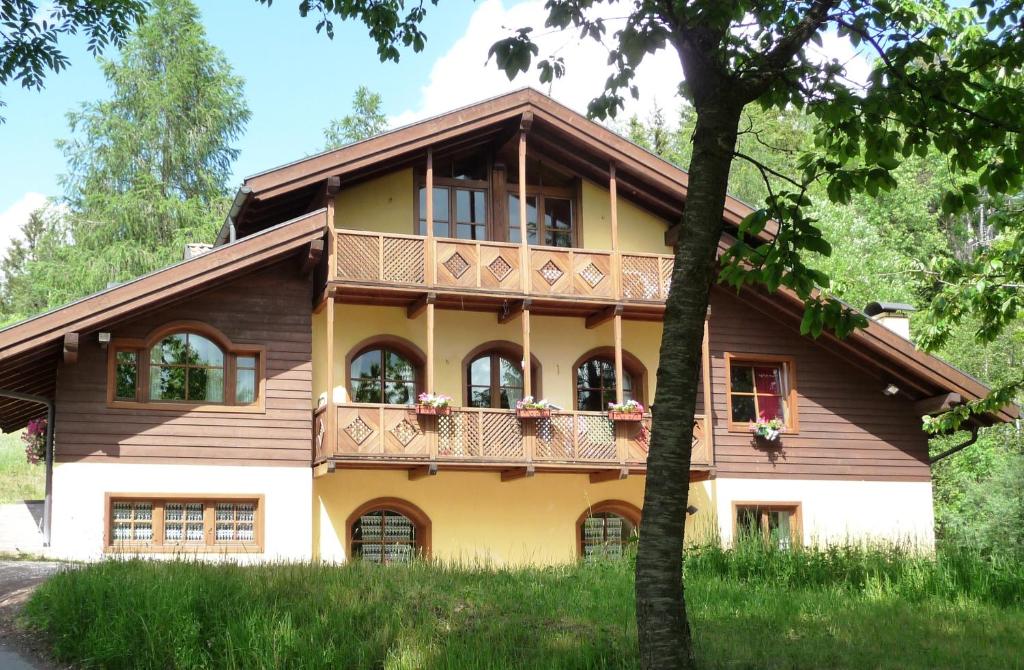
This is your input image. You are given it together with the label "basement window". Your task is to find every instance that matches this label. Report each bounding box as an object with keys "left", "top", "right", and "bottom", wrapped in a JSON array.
[
  {"left": 105, "top": 495, "right": 262, "bottom": 553},
  {"left": 734, "top": 503, "right": 800, "bottom": 550}
]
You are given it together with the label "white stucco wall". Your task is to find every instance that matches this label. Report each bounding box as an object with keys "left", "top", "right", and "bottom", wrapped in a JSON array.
[
  {"left": 50, "top": 462, "right": 312, "bottom": 562},
  {"left": 713, "top": 477, "right": 935, "bottom": 548}
]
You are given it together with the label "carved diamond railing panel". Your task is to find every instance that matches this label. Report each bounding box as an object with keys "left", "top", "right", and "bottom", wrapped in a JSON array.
[
  {"left": 390, "top": 419, "right": 419, "bottom": 447},
  {"left": 538, "top": 260, "right": 564, "bottom": 286},
  {"left": 443, "top": 251, "right": 470, "bottom": 279},
  {"left": 578, "top": 262, "right": 605, "bottom": 289},
  {"left": 487, "top": 255, "right": 513, "bottom": 282},
  {"left": 344, "top": 416, "right": 373, "bottom": 445},
  {"left": 382, "top": 237, "right": 425, "bottom": 284}
]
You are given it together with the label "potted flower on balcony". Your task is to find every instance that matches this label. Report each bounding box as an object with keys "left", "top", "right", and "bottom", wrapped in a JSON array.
[
  {"left": 516, "top": 396, "right": 554, "bottom": 419},
  {"left": 607, "top": 400, "right": 644, "bottom": 422},
  {"left": 749, "top": 416, "right": 785, "bottom": 444},
  {"left": 416, "top": 393, "right": 452, "bottom": 416}
]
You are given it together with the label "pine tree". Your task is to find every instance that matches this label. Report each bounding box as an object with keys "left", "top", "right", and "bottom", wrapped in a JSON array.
[{"left": 322, "top": 86, "right": 387, "bottom": 150}]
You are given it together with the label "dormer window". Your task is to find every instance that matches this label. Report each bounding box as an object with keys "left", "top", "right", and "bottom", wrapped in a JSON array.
[{"left": 108, "top": 323, "right": 264, "bottom": 410}]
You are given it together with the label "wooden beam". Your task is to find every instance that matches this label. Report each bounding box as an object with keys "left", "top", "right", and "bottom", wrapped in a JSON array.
[
  {"left": 299, "top": 238, "right": 324, "bottom": 276},
  {"left": 520, "top": 110, "right": 534, "bottom": 133},
  {"left": 518, "top": 128, "right": 530, "bottom": 293},
  {"left": 325, "top": 175, "right": 341, "bottom": 196},
  {"left": 498, "top": 298, "right": 531, "bottom": 324},
  {"left": 324, "top": 299, "right": 337, "bottom": 459},
  {"left": 500, "top": 464, "right": 534, "bottom": 482},
  {"left": 585, "top": 304, "right": 623, "bottom": 329},
  {"left": 426, "top": 301, "right": 436, "bottom": 393},
  {"left": 614, "top": 313, "right": 624, "bottom": 405},
  {"left": 408, "top": 463, "right": 438, "bottom": 480},
  {"left": 406, "top": 292, "right": 436, "bottom": 319},
  {"left": 589, "top": 466, "right": 629, "bottom": 483},
  {"left": 426, "top": 147, "right": 435, "bottom": 285},
  {"left": 915, "top": 392, "right": 962, "bottom": 416},
  {"left": 62, "top": 332, "right": 79, "bottom": 365},
  {"left": 701, "top": 312, "right": 714, "bottom": 462},
  {"left": 522, "top": 307, "right": 532, "bottom": 397},
  {"left": 610, "top": 161, "right": 621, "bottom": 300}
]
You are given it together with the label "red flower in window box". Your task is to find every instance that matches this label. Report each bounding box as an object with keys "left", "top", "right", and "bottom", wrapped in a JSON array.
[
  {"left": 516, "top": 396, "right": 553, "bottom": 419},
  {"left": 608, "top": 400, "right": 644, "bottom": 422}
]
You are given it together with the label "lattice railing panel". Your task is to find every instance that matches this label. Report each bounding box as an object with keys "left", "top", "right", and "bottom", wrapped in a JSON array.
[
  {"left": 337, "top": 234, "right": 380, "bottom": 281},
  {"left": 576, "top": 414, "right": 616, "bottom": 461},
  {"left": 382, "top": 237, "right": 425, "bottom": 284},
  {"left": 480, "top": 411, "right": 524, "bottom": 460},
  {"left": 438, "top": 410, "right": 479, "bottom": 458},
  {"left": 621, "top": 255, "right": 662, "bottom": 301},
  {"left": 535, "top": 414, "right": 575, "bottom": 461},
  {"left": 660, "top": 257, "right": 674, "bottom": 298}
]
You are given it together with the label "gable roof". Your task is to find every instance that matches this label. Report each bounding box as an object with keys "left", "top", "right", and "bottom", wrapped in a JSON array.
[{"left": 0, "top": 209, "right": 327, "bottom": 432}]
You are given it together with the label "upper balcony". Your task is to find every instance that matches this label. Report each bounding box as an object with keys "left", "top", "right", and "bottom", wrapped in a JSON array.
[{"left": 331, "top": 230, "right": 675, "bottom": 317}]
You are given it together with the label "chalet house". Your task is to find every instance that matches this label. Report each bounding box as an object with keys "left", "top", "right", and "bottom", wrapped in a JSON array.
[{"left": 0, "top": 89, "right": 1015, "bottom": 564}]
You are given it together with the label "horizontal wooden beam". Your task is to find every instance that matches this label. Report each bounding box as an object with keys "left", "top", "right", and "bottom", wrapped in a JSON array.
[
  {"left": 585, "top": 304, "right": 623, "bottom": 330},
  {"left": 63, "top": 332, "right": 79, "bottom": 365},
  {"left": 915, "top": 392, "right": 962, "bottom": 416},
  {"left": 498, "top": 298, "right": 532, "bottom": 324},
  {"left": 589, "top": 466, "right": 629, "bottom": 483},
  {"left": 408, "top": 463, "right": 438, "bottom": 480},
  {"left": 299, "top": 238, "right": 324, "bottom": 276},
  {"left": 500, "top": 464, "right": 535, "bottom": 481},
  {"left": 407, "top": 292, "right": 437, "bottom": 319}
]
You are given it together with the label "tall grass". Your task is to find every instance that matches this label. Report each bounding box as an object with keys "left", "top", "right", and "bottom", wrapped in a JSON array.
[
  {"left": 0, "top": 430, "right": 44, "bottom": 504},
  {"left": 22, "top": 542, "right": 1024, "bottom": 669}
]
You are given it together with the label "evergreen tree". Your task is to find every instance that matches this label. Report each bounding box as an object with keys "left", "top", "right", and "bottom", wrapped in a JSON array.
[{"left": 322, "top": 86, "right": 387, "bottom": 150}]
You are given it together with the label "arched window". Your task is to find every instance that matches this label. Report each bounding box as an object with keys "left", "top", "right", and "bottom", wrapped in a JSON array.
[
  {"left": 463, "top": 342, "right": 540, "bottom": 409},
  {"left": 348, "top": 341, "right": 422, "bottom": 405},
  {"left": 109, "top": 322, "right": 263, "bottom": 408},
  {"left": 574, "top": 347, "right": 647, "bottom": 411},
  {"left": 348, "top": 498, "right": 430, "bottom": 563},
  {"left": 577, "top": 501, "right": 641, "bottom": 560}
]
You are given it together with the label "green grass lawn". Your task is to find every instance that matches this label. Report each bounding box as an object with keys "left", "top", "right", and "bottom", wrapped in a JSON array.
[
  {"left": 0, "top": 430, "right": 44, "bottom": 504},
  {"left": 21, "top": 544, "right": 1024, "bottom": 669}
]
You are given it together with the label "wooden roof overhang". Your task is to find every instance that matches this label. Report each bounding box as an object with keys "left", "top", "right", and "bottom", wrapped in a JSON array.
[{"left": 0, "top": 209, "right": 328, "bottom": 432}]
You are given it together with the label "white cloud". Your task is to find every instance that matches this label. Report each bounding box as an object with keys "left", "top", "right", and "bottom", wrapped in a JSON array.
[
  {"left": 391, "top": 0, "right": 685, "bottom": 128},
  {"left": 0, "top": 192, "right": 48, "bottom": 259},
  {"left": 813, "top": 31, "right": 874, "bottom": 90}
]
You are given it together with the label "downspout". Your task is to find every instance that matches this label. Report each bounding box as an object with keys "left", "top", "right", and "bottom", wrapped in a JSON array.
[
  {"left": 929, "top": 424, "right": 980, "bottom": 464},
  {"left": 0, "top": 390, "right": 54, "bottom": 545},
  {"left": 216, "top": 185, "right": 252, "bottom": 245}
]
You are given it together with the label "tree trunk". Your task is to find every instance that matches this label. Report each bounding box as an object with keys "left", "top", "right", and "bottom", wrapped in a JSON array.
[{"left": 635, "top": 101, "right": 742, "bottom": 669}]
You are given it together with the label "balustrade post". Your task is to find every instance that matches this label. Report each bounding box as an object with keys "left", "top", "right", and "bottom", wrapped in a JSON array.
[
  {"left": 324, "top": 298, "right": 337, "bottom": 459},
  {"left": 702, "top": 307, "right": 714, "bottom": 464},
  {"left": 609, "top": 162, "right": 621, "bottom": 300},
  {"left": 518, "top": 114, "right": 532, "bottom": 295},
  {"left": 426, "top": 148, "right": 435, "bottom": 287}
]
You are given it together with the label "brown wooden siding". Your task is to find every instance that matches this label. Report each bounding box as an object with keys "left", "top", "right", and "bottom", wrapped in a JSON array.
[
  {"left": 54, "top": 262, "right": 312, "bottom": 466},
  {"left": 708, "top": 289, "right": 931, "bottom": 482}
]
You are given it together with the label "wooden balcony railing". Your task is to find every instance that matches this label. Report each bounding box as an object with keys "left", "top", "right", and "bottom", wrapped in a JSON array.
[
  {"left": 315, "top": 403, "right": 712, "bottom": 471},
  {"left": 334, "top": 230, "right": 675, "bottom": 303}
]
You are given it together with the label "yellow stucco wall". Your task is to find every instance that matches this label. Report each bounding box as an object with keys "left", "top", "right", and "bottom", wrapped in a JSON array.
[
  {"left": 331, "top": 168, "right": 672, "bottom": 256},
  {"left": 313, "top": 470, "right": 715, "bottom": 565},
  {"left": 326, "top": 304, "right": 663, "bottom": 407},
  {"left": 581, "top": 178, "right": 673, "bottom": 254},
  {"left": 334, "top": 167, "right": 414, "bottom": 235}
]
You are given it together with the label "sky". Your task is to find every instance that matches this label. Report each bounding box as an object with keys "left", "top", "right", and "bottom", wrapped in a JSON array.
[{"left": 0, "top": 0, "right": 871, "bottom": 258}]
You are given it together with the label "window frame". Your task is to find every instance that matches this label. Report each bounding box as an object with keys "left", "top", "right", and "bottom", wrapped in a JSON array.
[
  {"left": 414, "top": 177, "right": 492, "bottom": 241},
  {"left": 723, "top": 353, "right": 799, "bottom": 433},
  {"left": 346, "top": 497, "right": 431, "bottom": 563},
  {"left": 106, "top": 321, "right": 266, "bottom": 413},
  {"left": 506, "top": 185, "right": 580, "bottom": 248},
  {"left": 576, "top": 500, "right": 642, "bottom": 560},
  {"left": 731, "top": 501, "right": 802, "bottom": 549},
  {"left": 572, "top": 347, "right": 646, "bottom": 412},
  {"left": 461, "top": 340, "right": 541, "bottom": 409},
  {"left": 344, "top": 335, "right": 425, "bottom": 406},
  {"left": 103, "top": 493, "right": 264, "bottom": 554}
]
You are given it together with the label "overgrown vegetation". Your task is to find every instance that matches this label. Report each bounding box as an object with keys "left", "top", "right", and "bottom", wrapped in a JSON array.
[
  {"left": 0, "top": 431, "right": 42, "bottom": 504},
  {"left": 23, "top": 544, "right": 1024, "bottom": 669}
]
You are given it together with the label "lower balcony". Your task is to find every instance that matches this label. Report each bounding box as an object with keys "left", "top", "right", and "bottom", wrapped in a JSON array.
[{"left": 313, "top": 403, "right": 712, "bottom": 480}]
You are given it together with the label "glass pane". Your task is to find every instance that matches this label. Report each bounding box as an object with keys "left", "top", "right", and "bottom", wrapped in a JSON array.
[
  {"left": 115, "top": 351, "right": 138, "bottom": 400},
  {"left": 385, "top": 351, "right": 415, "bottom": 381},
  {"left": 455, "top": 189, "right": 486, "bottom": 224},
  {"left": 456, "top": 223, "right": 486, "bottom": 240},
  {"left": 469, "top": 357, "right": 490, "bottom": 386},
  {"left": 730, "top": 365, "right": 754, "bottom": 393},
  {"left": 731, "top": 395, "right": 757, "bottom": 422},
  {"left": 500, "top": 386, "right": 523, "bottom": 409},
  {"left": 757, "top": 394, "right": 784, "bottom": 421},
  {"left": 236, "top": 355, "right": 257, "bottom": 370},
  {"left": 236, "top": 369, "right": 256, "bottom": 404},
  {"left": 577, "top": 389, "right": 602, "bottom": 411},
  {"left": 351, "top": 350, "right": 382, "bottom": 381},
  {"left": 753, "top": 366, "right": 783, "bottom": 394},
  {"left": 150, "top": 365, "right": 187, "bottom": 400},
  {"left": 769, "top": 510, "right": 793, "bottom": 550},
  {"left": 498, "top": 356, "right": 523, "bottom": 386},
  {"left": 508, "top": 194, "right": 538, "bottom": 244},
  {"left": 188, "top": 335, "right": 224, "bottom": 367},
  {"left": 188, "top": 366, "right": 224, "bottom": 402},
  {"left": 577, "top": 359, "right": 602, "bottom": 388},
  {"left": 417, "top": 186, "right": 451, "bottom": 236},
  {"left": 151, "top": 334, "right": 188, "bottom": 365},
  {"left": 544, "top": 198, "right": 573, "bottom": 247},
  {"left": 468, "top": 387, "right": 491, "bottom": 408},
  {"left": 384, "top": 381, "right": 415, "bottom": 405},
  {"left": 351, "top": 379, "right": 382, "bottom": 403}
]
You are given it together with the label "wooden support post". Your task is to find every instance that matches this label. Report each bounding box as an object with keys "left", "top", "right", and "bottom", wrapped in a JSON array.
[
  {"left": 614, "top": 313, "right": 624, "bottom": 406},
  {"left": 609, "top": 162, "right": 621, "bottom": 299},
  {"left": 701, "top": 307, "right": 714, "bottom": 463},
  {"left": 518, "top": 114, "right": 532, "bottom": 293},
  {"left": 522, "top": 307, "right": 532, "bottom": 398},
  {"left": 62, "top": 332, "right": 79, "bottom": 365},
  {"left": 324, "top": 299, "right": 337, "bottom": 460},
  {"left": 589, "top": 466, "right": 629, "bottom": 483},
  {"left": 407, "top": 292, "right": 435, "bottom": 320},
  {"left": 426, "top": 148, "right": 435, "bottom": 286},
  {"left": 427, "top": 301, "right": 436, "bottom": 394},
  {"left": 585, "top": 304, "right": 622, "bottom": 330},
  {"left": 325, "top": 176, "right": 340, "bottom": 281},
  {"left": 498, "top": 298, "right": 531, "bottom": 325}
]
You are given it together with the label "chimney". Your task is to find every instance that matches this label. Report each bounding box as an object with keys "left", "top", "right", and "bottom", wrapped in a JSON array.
[
  {"left": 864, "top": 302, "right": 915, "bottom": 340},
  {"left": 183, "top": 243, "right": 213, "bottom": 261}
]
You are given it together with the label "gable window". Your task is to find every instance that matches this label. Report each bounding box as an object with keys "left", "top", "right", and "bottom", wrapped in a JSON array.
[
  {"left": 108, "top": 324, "right": 264, "bottom": 410},
  {"left": 106, "top": 495, "right": 262, "bottom": 553},
  {"left": 725, "top": 354, "right": 798, "bottom": 431},
  {"left": 508, "top": 192, "right": 576, "bottom": 247},
  {"left": 349, "top": 344, "right": 420, "bottom": 405},
  {"left": 417, "top": 185, "right": 488, "bottom": 240},
  {"left": 577, "top": 501, "right": 641, "bottom": 560},
  {"left": 576, "top": 356, "right": 635, "bottom": 411},
  {"left": 348, "top": 498, "right": 430, "bottom": 564},
  {"left": 734, "top": 503, "right": 800, "bottom": 550}
]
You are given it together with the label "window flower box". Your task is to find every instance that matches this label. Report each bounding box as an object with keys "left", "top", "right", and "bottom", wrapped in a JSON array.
[
  {"left": 608, "top": 400, "right": 644, "bottom": 422},
  {"left": 516, "top": 396, "right": 554, "bottom": 419},
  {"left": 416, "top": 393, "right": 452, "bottom": 416},
  {"left": 749, "top": 417, "right": 784, "bottom": 443}
]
